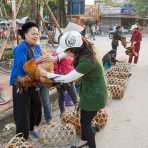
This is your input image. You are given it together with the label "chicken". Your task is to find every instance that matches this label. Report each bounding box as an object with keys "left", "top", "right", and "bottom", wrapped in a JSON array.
[{"left": 23, "top": 57, "right": 54, "bottom": 88}]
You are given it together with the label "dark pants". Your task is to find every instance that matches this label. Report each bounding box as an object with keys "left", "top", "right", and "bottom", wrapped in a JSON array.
[
  {"left": 112, "top": 43, "right": 117, "bottom": 56},
  {"left": 56, "top": 83, "right": 77, "bottom": 113},
  {"left": 80, "top": 109, "right": 97, "bottom": 148},
  {"left": 12, "top": 86, "right": 42, "bottom": 139}
]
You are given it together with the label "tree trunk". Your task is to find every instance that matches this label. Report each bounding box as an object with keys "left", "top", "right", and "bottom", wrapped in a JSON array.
[
  {"left": 30, "top": 0, "right": 37, "bottom": 22},
  {"left": 57, "top": 0, "right": 66, "bottom": 28}
]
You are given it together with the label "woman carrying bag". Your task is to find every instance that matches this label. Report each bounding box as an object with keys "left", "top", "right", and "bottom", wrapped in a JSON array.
[{"left": 38, "top": 31, "right": 107, "bottom": 148}]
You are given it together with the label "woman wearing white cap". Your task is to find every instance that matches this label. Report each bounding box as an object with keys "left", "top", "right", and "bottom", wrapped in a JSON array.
[{"left": 39, "top": 31, "right": 107, "bottom": 148}]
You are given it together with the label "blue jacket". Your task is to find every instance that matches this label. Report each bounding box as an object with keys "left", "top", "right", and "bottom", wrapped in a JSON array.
[{"left": 10, "top": 41, "right": 42, "bottom": 85}]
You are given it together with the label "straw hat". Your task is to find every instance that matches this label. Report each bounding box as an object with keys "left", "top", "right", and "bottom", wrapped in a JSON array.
[{"left": 130, "top": 24, "right": 138, "bottom": 30}]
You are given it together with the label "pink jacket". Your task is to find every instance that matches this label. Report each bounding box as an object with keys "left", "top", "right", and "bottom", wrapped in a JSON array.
[{"left": 52, "top": 51, "right": 74, "bottom": 74}]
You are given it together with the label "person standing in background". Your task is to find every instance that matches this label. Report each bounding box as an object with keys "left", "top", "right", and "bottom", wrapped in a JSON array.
[
  {"left": 90, "top": 24, "right": 96, "bottom": 40},
  {"left": 128, "top": 24, "right": 142, "bottom": 64},
  {"left": 111, "top": 25, "right": 125, "bottom": 63}
]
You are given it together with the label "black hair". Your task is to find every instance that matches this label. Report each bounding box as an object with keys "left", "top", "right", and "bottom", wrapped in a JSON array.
[
  {"left": 67, "top": 38, "right": 96, "bottom": 67},
  {"left": 18, "top": 22, "right": 38, "bottom": 39}
]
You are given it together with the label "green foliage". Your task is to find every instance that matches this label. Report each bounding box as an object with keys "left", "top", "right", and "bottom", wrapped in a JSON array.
[
  {"left": 101, "top": 0, "right": 123, "bottom": 6},
  {"left": 130, "top": 0, "right": 148, "bottom": 17},
  {"left": 43, "top": 0, "right": 58, "bottom": 16},
  {"left": 0, "top": 0, "right": 11, "bottom": 18},
  {"left": 0, "top": 0, "right": 66, "bottom": 26}
]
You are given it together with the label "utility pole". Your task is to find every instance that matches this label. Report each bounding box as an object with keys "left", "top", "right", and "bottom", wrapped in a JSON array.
[{"left": 11, "top": 0, "right": 17, "bottom": 47}]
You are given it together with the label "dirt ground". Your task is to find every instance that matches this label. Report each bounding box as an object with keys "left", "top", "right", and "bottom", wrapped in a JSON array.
[
  {"left": 0, "top": 34, "right": 148, "bottom": 148},
  {"left": 95, "top": 35, "right": 148, "bottom": 148}
]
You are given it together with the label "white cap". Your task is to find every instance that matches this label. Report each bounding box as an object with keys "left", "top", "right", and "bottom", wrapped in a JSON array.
[
  {"left": 130, "top": 24, "right": 138, "bottom": 31},
  {"left": 56, "top": 31, "right": 83, "bottom": 53}
]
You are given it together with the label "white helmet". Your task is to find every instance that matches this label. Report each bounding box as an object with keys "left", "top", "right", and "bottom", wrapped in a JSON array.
[{"left": 56, "top": 31, "right": 83, "bottom": 53}]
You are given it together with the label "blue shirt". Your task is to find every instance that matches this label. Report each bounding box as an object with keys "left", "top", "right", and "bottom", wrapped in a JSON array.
[{"left": 10, "top": 41, "right": 42, "bottom": 85}]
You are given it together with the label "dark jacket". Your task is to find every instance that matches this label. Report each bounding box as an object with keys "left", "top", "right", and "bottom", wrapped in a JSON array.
[{"left": 112, "top": 31, "right": 123, "bottom": 46}]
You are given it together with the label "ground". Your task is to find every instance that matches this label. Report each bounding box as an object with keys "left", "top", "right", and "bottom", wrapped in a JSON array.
[
  {"left": 94, "top": 35, "right": 148, "bottom": 148},
  {"left": 0, "top": 34, "right": 148, "bottom": 148}
]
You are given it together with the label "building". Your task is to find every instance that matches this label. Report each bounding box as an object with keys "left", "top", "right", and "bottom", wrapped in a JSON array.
[
  {"left": 99, "top": 4, "right": 148, "bottom": 33},
  {"left": 112, "top": 0, "right": 129, "bottom": 3},
  {"left": 67, "top": 0, "right": 85, "bottom": 16},
  {"left": 66, "top": 0, "right": 100, "bottom": 24}
]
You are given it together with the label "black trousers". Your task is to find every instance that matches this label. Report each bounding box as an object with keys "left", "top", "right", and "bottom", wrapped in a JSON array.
[
  {"left": 12, "top": 85, "right": 42, "bottom": 139},
  {"left": 112, "top": 43, "right": 118, "bottom": 58},
  {"left": 80, "top": 109, "right": 97, "bottom": 148}
]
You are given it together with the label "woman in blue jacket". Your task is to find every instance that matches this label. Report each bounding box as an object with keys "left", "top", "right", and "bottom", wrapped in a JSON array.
[{"left": 10, "top": 22, "right": 42, "bottom": 139}]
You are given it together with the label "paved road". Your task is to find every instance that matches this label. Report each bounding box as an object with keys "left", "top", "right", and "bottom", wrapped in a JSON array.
[{"left": 93, "top": 35, "right": 148, "bottom": 148}]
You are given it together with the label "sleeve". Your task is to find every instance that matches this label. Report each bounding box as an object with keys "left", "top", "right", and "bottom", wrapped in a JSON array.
[
  {"left": 13, "top": 46, "right": 27, "bottom": 74},
  {"left": 46, "top": 72, "right": 62, "bottom": 79},
  {"left": 53, "top": 69, "right": 84, "bottom": 83},
  {"left": 36, "top": 44, "right": 42, "bottom": 57},
  {"left": 57, "top": 52, "right": 67, "bottom": 61},
  {"left": 75, "top": 57, "right": 95, "bottom": 74},
  {"left": 39, "top": 45, "right": 43, "bottom": 56}
]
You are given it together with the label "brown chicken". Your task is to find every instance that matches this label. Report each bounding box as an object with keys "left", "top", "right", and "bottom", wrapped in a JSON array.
[{"left": 23, "top": 57, "right": 54, "bottom": 88}]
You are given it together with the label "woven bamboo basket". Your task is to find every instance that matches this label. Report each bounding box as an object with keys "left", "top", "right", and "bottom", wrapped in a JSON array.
[
  {"left": 107, "top": 84, "right": 124, "bottom": 99},
  {"left": 62, "top": 109, "right": 108, "bottom": 135},
  {"left": 39, "top": 123, "right": 76, "bottom": 147},
  {"left": 107, "top": 77, "right": 127, "bottom": 87},
  {"left": 105, "top": 70, "right": 129, "bottom": 80},
  {"left": 110, "top": 65, "right": 129, "bottom": 74},
  {"left": 92, "top": 109, "right": 108, "bottom": 128},
  {"left": 115, "top": 62, "right": 130, "bottom": 71},
  {"left": 6, "top": 133, "right": 33, "bottom": 148},
  {"left": 62, "top": 111, "right": 80, "bottom": 135}
]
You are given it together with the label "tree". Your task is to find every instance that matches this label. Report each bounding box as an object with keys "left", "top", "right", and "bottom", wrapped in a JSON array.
[
  {"left": 0, "top": 0, "right": 11, "bottom": 18},
  {"left": 44, "top": 0, "right": 66, "bottom": 27},
  {"left": 130, "top": 0, "right": 148, "bottom": 17},
  {"left": 0, "top": 0, "right": 66, "bottom": 27},
  {"left": 57, "top": 0, "right": 66, "bottom": 27}
]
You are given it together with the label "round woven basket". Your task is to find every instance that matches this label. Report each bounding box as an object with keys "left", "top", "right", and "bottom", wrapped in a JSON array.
[
  {"left": 107, "top": 77, "right": 127, "bottom": 87},
  {"left": 6, "top": 133, "right": 33, "bottom": 148},
  {"left": 107, "top": 84, "right": 124, "bottom": 99},
  {"left": 39, "top": 122, "right": 76, "bottom": 147},
  {"left": 62, "top": 109, "right": 108, "bottom": 135}
]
